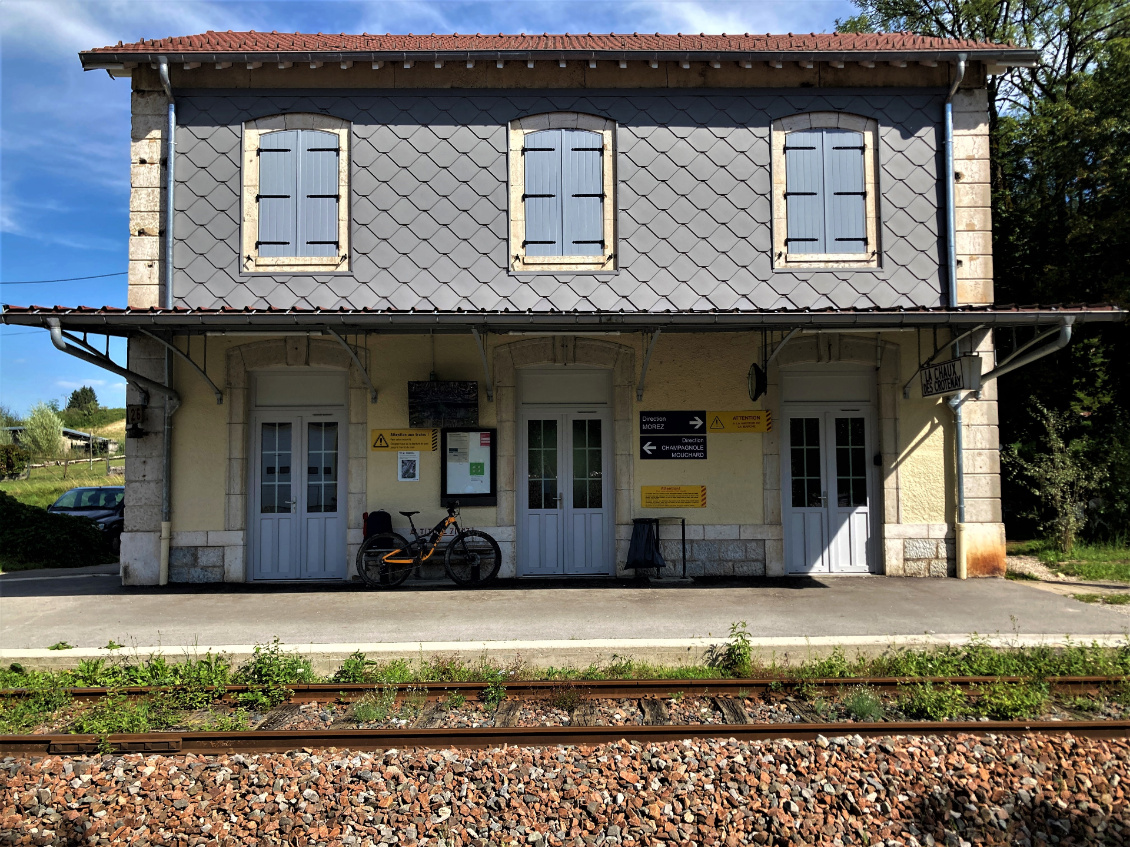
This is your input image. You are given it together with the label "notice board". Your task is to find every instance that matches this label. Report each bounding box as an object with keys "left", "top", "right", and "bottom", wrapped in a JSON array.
[
  {"left": 441, "top": 428, "right": 497, "bottom": 507},
  {"left": 408, "top": 381, "right": 479, "bottom": 428}
]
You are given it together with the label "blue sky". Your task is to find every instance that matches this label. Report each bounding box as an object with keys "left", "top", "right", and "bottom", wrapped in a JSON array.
[{"left": 0, "top": 0, "right": 854, "bottom": 416}]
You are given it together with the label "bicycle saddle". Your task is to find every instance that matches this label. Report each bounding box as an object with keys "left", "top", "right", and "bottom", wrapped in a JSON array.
[{"left": 399, "top": 511, "right": 420, "bottom": 518}]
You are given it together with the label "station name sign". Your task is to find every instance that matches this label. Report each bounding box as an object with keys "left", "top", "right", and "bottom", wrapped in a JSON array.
[{"left": 920, "top": 356, "right": 983, "bottom": 398}]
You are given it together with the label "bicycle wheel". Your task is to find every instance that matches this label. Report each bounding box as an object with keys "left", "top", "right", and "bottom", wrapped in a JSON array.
[
  {"left": 356, "top": 532, "right": 413, "bottom": 588},
  {"left": 444, "top": 529, "right": 502, "bottom": 587}
]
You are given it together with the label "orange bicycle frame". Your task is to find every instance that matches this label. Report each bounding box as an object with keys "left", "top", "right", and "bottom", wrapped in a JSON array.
[{"left": 381, "top": 515, "right": 458, "bottom": 565}]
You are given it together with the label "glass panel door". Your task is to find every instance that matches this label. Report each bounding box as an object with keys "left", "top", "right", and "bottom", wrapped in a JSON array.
[
  {"left": 256, "top": 419, "right": 298, "bottom": 579},
  {"left": 253, "top": 413, "right": 347, "bottom": 581},
  {"left": 782, "top": 410, "right": 874, "bottom": 575},
  {"left": 827, "top": 415, "right": 871, "bottom": 573},
  {"left": 785, "top": 417, "right": 827, "bottom": 574},
  {"left": 523, "top": 418, "right": 562, "bottom": 575},
  {"left": 566, "top": 414, "right": 608, "bottom": 575},
  {"left": 302, "top": 419, "right": 344, "bottom": 579}
]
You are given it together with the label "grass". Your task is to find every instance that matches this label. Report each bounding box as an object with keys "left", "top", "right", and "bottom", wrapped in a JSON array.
[
  {"left": 1073, "top": 593, "right": 1130, "bottom": 606},
  {"left": 0, "top": 461, "right": 124, "bottom": 510},
  {"left": 1005, "top": 570, "right": 1040, "bottom": 582},
  {"left": 1010, "top": 539, "right": 1130, "bottom": 583},
  {"left": 4, "top": 636, "right": 1130, "bottom": 734}
]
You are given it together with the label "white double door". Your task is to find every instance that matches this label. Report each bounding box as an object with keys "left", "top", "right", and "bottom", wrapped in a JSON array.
[
  {"left": 782, "top": 407, "right": 875, "bottom": 574},
  {"left": 517, "top": 407, "right": 614, "bottom": 576},
  {"left": 251, "top": 411, "right": 347, "bottom": 580}
]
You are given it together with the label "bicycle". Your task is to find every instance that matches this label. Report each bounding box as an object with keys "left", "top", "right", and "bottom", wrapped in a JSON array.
[{"left": 355, "top": 502, "right": 502, "bottom": 589}]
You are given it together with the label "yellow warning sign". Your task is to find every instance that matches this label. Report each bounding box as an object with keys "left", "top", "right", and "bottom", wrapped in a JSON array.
[
  {"left": 705, "top": 411, "right": 772, "bottom": 433},
  {"left": 370, "top": 429, "right": 438, "bottom": 451},
  {"left": 641, "top": 485, "right": 707, "bottom": 509}
]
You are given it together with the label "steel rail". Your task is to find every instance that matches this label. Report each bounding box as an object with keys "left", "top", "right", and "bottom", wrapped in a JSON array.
[
  {"left": 2, "top": 675, "right": 1122, "bottom": 702},
  {"left": 3, "top": 719, "right": 1129, "bottom": 757}
]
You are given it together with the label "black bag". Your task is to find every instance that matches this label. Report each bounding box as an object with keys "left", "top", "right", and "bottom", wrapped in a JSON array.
[
  {"left": 364, "top": 510, "right": 392, "bottom": 538},
  {"left": 626, "top": 519, "right": 666, "bottom": 570}
]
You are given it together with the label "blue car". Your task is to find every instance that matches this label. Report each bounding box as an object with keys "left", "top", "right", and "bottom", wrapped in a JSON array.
[{"left": 47, "top": 486, "right": 125, "bottom": 554}]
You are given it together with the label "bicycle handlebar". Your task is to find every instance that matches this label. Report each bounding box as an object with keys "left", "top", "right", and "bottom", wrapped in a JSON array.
[{"left": 447, "top": 500, "right": 460, "bottom": 517}]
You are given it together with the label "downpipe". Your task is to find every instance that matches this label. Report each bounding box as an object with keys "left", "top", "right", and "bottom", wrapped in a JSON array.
[
  {"left": 158, "top": 58, "right": 177, "bottom": 584},
  {"left": 945, "top": 53, "right": 969, "bottom": 577}
]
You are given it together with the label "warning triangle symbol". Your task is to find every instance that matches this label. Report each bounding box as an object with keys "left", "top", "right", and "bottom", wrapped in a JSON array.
[
  {"left": 373, "top": 434, "right": 389, "bottom": 448},
  {"left": 709, "top": 415, "right": 724, "bottom": 430}
]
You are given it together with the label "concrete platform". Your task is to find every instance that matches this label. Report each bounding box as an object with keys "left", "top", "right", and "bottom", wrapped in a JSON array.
[{"left": 3, "top": 573, "right": 1127, "bottom": 672}]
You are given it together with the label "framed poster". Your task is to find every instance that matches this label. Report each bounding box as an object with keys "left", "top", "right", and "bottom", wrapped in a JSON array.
[
  {"left": 408, "top": 381, "right": 479, "bottom": 428},
  {"left": 397, "top": 451, "right": 420, "bottom": 482},
  {"left": 441, "top": 428, "right": 497, "bottom": 507}
]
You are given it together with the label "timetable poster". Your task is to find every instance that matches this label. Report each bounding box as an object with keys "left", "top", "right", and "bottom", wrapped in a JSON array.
[{"left": 441, "top": 429, "right": 497, "bottom": 506}]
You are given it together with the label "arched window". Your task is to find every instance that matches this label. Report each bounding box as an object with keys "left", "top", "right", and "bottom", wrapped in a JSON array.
[
  {"left": 241, "top": 114, "right": 350, "bottom": 273},
  {"left": 772, "top": 113, "right": 879, "bottom": 268},
  {"left": 509, "top": 113, "right": 616, "bottom": 272}
]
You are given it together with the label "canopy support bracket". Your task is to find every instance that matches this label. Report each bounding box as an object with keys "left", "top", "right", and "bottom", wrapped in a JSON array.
[
  {"left": 325, "top": 328, "right": 377, "bottom": 403},
  {"left": 471, "top": 327, "right": 493, "bottom": 401},
  {"left": 137, "top": 328, "right": 223, "bottom": 404},
  {"left": 46, "top": 318, "right": 178, "bottom": 405},
  {"left": 637, "top": 328, "right": 662, "bottom": 401}
]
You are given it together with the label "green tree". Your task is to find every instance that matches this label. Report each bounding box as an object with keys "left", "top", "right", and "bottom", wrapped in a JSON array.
[
  {"left": 836, "top": 1, "right": 1129, "bottom": 189},
  {"left": 1004, "top": 403, "right": 1105, "bottom": 552},
  {"left": 0, "top": 405, "right": 19, "bottom": 446},
  {"left": 22, "top": 402, "right": 64, "bottom": 479},
  {"left": 66, "top": 385, "right": 99, "bottom": 414}
]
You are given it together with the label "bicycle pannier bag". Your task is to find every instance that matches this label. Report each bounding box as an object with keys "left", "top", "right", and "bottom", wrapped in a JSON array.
[{"left": 365, "top": 509, "right": 392, "bottom": 538}]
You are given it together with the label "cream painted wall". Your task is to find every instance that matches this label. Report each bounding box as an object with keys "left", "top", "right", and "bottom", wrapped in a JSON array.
[
  {"left": 360, "top": 334, "right": 498, "bottom": 533},
  {"left": 627, "top": 333, "right": 767, "bottom": 524},
  {"left": 169, "top": 342, "right": 228, "bottom": 532},
  {"left": 167, "top": 329, "right": 955, "bottom": 537},
  {"left": 889, "top": 333, "right": 955, "bottom": 525}
]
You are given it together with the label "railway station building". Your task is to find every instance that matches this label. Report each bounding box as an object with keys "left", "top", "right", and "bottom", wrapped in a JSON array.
[{"left": 3, "top": 32, "right": 1123, "bottom": 585}]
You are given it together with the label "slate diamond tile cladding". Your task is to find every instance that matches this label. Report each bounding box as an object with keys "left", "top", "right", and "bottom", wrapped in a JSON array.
[{"left": 173, "top": 92, "right": 944, "bottom": 312}]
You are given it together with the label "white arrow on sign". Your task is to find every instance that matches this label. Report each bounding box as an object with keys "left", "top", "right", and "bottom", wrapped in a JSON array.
[
  {"left": 689, "top": 416, "right": 703, "bottom": 430},
  {"left": 642, "top": 441, "right": 656, "bottom": 455}
]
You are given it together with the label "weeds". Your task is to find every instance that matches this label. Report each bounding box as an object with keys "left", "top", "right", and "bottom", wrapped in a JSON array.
[
  {"left": 975, "top": 681, "right": 1049, "bottom": 720},
  {"left": 1073, "top": 593, "right": 1130, "bottom": 605},
  {"left": 352, "top": 685, "right": 398, "bottom": 724},
  {"left": 898, "top": 683, "right": 967, "bottom": 721},
  {"left": 841, "top": 686, "right": 884, "bottom": 722},
  {"left": 669, "top": 691, "right": 685, "bottom": 703},
  {"left": 482, "top": 677, "right": 506, "bottom": 708},
  {"left": 47, "top": 642, "right": 73, "bottom": 651},
  {"left": 233, "top": 639, "right": 314, "bottom": 711},
  {"left": 717, "top": 621, "right": 753, "bottom": 677},
  {"left": 443, "top": 690, "right": 467, "bottom": 710},
  {"left": 546, "top": 682, "right": 586, "bottom": 712}
]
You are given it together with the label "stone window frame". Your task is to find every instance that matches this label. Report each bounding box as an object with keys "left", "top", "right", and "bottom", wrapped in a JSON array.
[
  {"left": 241, "top": 114, "right": 351, "bottom": 274},
  {"left": 771, "top": 112, "right": 881, "bottom": 269},
  {"left": 508, "top": 112, "right": 617, "bottom": 273}
]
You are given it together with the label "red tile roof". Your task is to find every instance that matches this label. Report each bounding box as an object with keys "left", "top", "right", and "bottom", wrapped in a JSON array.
[{"left": 83, "top": 31, "right": 1023, "bottom": 57}]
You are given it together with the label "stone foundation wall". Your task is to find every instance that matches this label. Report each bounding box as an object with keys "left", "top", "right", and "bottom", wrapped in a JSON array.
[
  {"left": 168, "top": 531, "right": 245, "bottom": 583},
  {"left": 615, "top": 524, "right": 780, "bottom": 578},
  {"left": 883, "top": 523, "right": 955, "bottom": 577}
]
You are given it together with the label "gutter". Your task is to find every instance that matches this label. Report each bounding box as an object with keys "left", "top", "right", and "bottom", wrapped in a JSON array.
[
  {"left": 79, "top": 48, "right": 1040, "bottom": 71},
  {"left": 157, "top": 58, "right": 177, "bottom": 586},
  {"left": 5, "top": 308, "right": 1123, "bottom": 334}
]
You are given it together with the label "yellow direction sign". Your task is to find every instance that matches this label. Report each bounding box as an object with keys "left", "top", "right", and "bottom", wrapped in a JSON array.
[
  {"left": 370, "top": 429, "right": 438, "bottom": 451},
  {"left": 706, "top": 411, "right": 772, "bottom": 433},
  {"left": 641, "top": 485, "right": 707, "bottom": 509}
]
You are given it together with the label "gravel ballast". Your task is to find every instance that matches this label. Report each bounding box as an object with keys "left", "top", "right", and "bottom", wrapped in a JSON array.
[{"left": 2, "top": 734, "right": 1127, "bottom": 846}]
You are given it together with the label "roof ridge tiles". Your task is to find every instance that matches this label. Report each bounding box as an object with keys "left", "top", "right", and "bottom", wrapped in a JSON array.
[{"left": 82, "top": 30, "right": 1024, "bottom": 55}]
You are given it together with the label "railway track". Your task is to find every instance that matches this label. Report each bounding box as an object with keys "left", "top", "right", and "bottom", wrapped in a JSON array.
[
  {"left": 1, "top": 674, "right": 1123, "bottom": 702},
  {"left": 2, "top": 674, "right": 1128, "bottom": 756}
]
